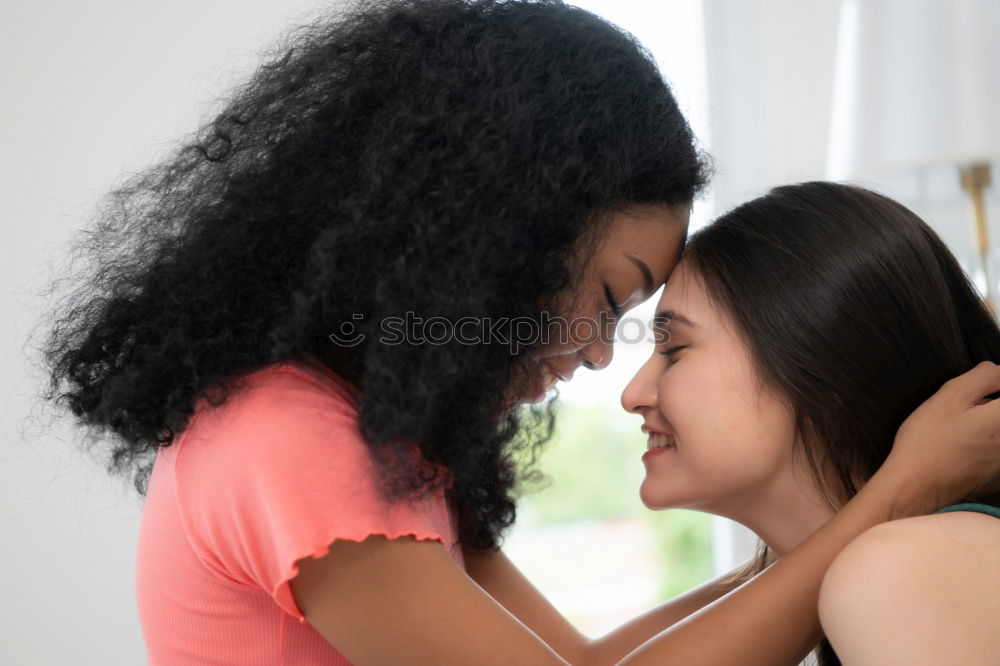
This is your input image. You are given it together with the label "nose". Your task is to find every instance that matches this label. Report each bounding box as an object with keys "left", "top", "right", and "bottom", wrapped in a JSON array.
[
  {"left": 579, "top": 339, "right": 613, "bottom": 371},
  {"left": 621, "top": 356, "right": 658, "bottom": 414}
]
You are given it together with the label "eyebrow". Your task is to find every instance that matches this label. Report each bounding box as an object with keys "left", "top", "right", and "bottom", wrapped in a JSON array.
[
  {"left": 653, "top": 309, "right": 697, "bottom": 329},
  {"left": 624, "top": 253, "right": 654, "bottom": 294}
]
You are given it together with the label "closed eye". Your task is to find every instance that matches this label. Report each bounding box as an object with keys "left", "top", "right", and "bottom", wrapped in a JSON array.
[
  {"left": 604, "top": 284, "right": 622, "bottom": 317},
  {"left": 658, "top": 345, "right": 687, "bottom": 358}
]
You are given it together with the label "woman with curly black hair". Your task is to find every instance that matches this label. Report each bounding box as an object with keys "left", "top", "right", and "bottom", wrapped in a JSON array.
[{"left": 35, "top": 0, "right": 1000, "bottom": 664}]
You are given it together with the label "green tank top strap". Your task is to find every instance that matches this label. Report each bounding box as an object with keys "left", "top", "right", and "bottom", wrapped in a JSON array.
[{"left": 933, "top": 502, "right": 1000, "bottom": 519}]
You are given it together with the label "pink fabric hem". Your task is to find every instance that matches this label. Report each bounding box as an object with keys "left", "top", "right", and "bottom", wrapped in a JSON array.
[
  {"left": 293, "top": 356, "right": 364, "bottom": 407},
  {"left": 274, "top": 531, "right": 447, "bottom": 623}
]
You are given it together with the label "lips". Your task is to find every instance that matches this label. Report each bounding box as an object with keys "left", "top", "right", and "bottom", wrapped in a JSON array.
[
  {"left": 525, "top": 360, "right": 579, "bottom": 404},
  {"left": 547, "top": 363, "right": 572, "bottom": 383}
]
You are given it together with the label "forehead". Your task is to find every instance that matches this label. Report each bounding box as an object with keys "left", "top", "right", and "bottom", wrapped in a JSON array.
[
  {"left": 656, "top": 259, "right": 744, "bottom": 339},
  {"left": 656, "top": 259, "right": 706, "bottom": 313},
  {"left": 597, "top": 204, "right": 689, "bottom": 284}
]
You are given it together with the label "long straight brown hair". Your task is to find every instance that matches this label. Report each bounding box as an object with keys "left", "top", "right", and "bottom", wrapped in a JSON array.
[{"left": 683, "top": 181, "right": 1000, "bottom": 665}]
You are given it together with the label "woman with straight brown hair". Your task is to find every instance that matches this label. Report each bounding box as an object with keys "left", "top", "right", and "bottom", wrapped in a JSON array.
[{"left": 624, "top": 181, "right": 1000, "bottom": 664}]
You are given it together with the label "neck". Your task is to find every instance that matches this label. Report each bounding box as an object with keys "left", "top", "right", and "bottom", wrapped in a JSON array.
[{"left": 713, "top": 462, "right": 838, "bottom": 557}]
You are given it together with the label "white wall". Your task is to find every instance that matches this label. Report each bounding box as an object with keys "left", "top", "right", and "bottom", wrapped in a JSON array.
[
  {"left": 703, "top": 0, "right": 841, "bottom": 213},
  {"left": 0, "top": 2, "right": 341, "bottom": 663}
]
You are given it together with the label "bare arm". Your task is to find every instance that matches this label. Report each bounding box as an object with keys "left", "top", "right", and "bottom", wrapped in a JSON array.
[
  {"left": 464, "top": 458, "right": 961, "bottom": 665},
  {"left": 618, "top": 458, "right": 923, "bottom": 664},
  {"left": 464, "top": 547, "right": 744, "bottom": 665},
  {"left": 289, "top": 362, "right": 1000, "bottom": 665},
  {"left": 290, "top": 535, "right": 570, "bottom": 666},
  {"left": 290, "top": 534, "right": 741, "bottom": 666}
]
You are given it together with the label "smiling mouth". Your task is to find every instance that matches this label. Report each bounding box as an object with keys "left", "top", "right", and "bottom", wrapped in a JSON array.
[{"left": 646, "top": 433, "right": 676, "bottom": 450}]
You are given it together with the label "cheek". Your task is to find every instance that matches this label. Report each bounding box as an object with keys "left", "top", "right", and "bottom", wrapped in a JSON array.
[
  {"left": 537, "top": 299, "right": 604, "bottom": 357},
  {"left": 652, "top": 359, "right": 796, "bottom": 500},
  {"left": 657, "top": 360, "right": 734, "bottom": 449}
]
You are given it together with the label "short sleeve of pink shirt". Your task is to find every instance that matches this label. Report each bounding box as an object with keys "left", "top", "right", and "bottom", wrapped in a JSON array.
[{"left": 136, "top": 358, "right": 465, "bottom": 665}]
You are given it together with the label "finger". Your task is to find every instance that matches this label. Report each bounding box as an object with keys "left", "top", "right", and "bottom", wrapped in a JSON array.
[
  {"left": 944, "top": 361, "right": 1000, "bottom": 403},
  {"left": 967, "top": 388, "right": 1000, "bottom": 419}
]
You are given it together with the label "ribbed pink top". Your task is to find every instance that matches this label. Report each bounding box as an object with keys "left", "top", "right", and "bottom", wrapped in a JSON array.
[{"left": 136, "top": 357, "right": 464, "bottom": 665}]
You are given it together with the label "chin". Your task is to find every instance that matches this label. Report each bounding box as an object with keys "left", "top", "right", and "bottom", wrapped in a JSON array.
[{"left": 639, "top": 481, "right": 678, "bottom": 510}]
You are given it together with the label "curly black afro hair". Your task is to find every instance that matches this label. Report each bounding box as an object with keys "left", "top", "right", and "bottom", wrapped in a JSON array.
[{"left": 36, "top": 0, "right": 709, "bottom": 548}]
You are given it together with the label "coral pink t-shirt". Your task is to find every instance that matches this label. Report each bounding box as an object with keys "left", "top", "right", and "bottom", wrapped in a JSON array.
[{"left": 136, "top": 357, "right": 465, "bottom": 665}]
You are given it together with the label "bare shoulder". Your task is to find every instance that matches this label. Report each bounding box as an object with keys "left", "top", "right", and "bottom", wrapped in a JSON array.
[
  {"left": 828, "top": 511, "right": 1000, "bottom": 579},
  {"left": 820, "top": 510, "right": 1000, "bottom": 615},
  {"left": 819, "top": 511, "right": 1000, "bottom": 663},
  {"left": 857, "top": 510, "right": 1000, "bottom": 554}
]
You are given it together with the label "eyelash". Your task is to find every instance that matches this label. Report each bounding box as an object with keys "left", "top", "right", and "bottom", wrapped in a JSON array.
[
  {"left": 604, "top": 285, "right": 622, "bottom": 317},
  {"left": 659, "top": 345, "right": 687, "bottom": 359}
]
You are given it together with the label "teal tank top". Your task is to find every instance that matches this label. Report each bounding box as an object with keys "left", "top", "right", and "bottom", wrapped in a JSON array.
[{"left": 933, "top": 502, "right": 1000, "bottom": 519}]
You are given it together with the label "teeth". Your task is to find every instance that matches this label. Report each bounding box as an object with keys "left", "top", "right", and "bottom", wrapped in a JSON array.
[{"left": 646, "top": 433, "right": 676, "bottom": 450}]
